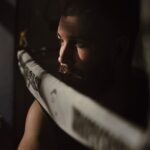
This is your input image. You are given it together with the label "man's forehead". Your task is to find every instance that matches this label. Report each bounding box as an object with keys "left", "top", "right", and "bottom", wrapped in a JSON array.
[
  {"left": 60, "top": 16, "right": 79, "bottom": 26},
  {"left": 58, "top": 16, "right": 79, "bottom": 37},
  {"left": 58, "top": 16, "right": 89, "bottom": 39}
]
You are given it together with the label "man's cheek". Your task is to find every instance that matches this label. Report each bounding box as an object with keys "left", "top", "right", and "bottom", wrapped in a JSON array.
[
  {"left": 74, "top": 60, "right": 91, "bottom": 74},
  {"left": 77, "top": 48, "right": 90, "bottom": 61}
]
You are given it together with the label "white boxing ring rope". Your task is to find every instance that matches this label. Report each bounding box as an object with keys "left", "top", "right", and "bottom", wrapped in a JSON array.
[{"left": 17, "top": 49, "right": 148, "bottom": 150}]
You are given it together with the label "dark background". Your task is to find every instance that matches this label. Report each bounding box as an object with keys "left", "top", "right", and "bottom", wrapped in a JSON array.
[{"left": 0, "top": 0, "right": 16, "bottom": 149}]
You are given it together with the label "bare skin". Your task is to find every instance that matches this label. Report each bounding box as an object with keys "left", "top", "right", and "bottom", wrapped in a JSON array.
[{"left": 18, "top": 100, "right": 57, "bottom": 150}]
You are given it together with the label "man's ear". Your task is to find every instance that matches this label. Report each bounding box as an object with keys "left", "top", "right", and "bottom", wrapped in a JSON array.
[
  {"left": 113, "top": 36, "right": 130, "bottom": 64},
  {"left": 112, "top": 36, "right": 131, "bottom": 81}
]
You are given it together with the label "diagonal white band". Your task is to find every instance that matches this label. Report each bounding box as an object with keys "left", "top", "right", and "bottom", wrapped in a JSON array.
[{"left": 17, "top": 50, "right": 147, "bottom": 150}]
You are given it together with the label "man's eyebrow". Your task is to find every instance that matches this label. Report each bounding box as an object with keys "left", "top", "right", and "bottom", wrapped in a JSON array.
[{"left": 76, "top": 36, "right": 89, "bottom": 42}]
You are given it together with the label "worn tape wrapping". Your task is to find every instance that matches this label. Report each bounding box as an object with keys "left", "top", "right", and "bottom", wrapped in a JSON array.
[{"left": 17, "top": 50, "right": 147, "bottom": 150}]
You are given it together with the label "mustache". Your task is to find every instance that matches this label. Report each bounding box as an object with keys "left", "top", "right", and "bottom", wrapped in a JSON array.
[
  {"left": 58, "top": 64, "right": 85, "bottom": 80},
  {"left": 59, "top": 64, "right": 70, "bottom": 74}
]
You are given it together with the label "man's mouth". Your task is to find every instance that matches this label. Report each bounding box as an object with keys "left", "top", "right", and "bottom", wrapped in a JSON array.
[
  {"left": 58, "top": 64, "right": 84, "bottom": 80},
  {"left": 59, "top": 64, "right": 70, "bottom": 74}
]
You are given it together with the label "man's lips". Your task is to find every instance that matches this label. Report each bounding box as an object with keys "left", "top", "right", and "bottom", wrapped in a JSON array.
[
  {"left": 59, "top": 64, "right": 84, "bottom": 80},
  {"left": 59, "top": 64, "right": 70, "bottom": 74}
]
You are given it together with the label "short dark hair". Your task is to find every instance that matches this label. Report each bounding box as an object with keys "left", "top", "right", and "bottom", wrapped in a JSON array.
[{"left": 60, "top": 0, "right": 139, "bottom": 40}]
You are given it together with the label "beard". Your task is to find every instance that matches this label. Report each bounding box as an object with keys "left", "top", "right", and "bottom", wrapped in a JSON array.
[
  {"left": 58, "top": 63, "right": 90, "bottom": 93},
  {"left": 58, "top": 63, "right": 115, "bottom": 100},
  {"left": 58, "top": 63, "right": 85, "bottom": 81}
]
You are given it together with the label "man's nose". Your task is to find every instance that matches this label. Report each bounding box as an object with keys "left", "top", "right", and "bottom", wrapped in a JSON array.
[{"left": 58, "top": 42, "right": 75, "bottom": 65}]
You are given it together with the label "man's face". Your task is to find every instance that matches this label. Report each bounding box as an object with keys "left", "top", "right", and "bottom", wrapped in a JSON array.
[
  {"left": 57, "top": 16, "right": 110, "bottom": 82},
  {"left": 57, "top": 16, "right": 101, "bottom": 80}
]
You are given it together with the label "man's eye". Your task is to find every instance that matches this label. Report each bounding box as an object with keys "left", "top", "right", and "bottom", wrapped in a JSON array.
[{"left": 76, "top": 41, "right": 88, "bottom": 48}]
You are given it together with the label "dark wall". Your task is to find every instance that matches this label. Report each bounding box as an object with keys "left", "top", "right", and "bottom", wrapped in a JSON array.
[{"left": 0, "top": 0, "right": 16, "bottom": 149}]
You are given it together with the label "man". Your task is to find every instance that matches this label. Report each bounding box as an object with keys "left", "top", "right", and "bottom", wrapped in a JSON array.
[{"left": 18, "top": 0, "right": 147, "bottom": 149}]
